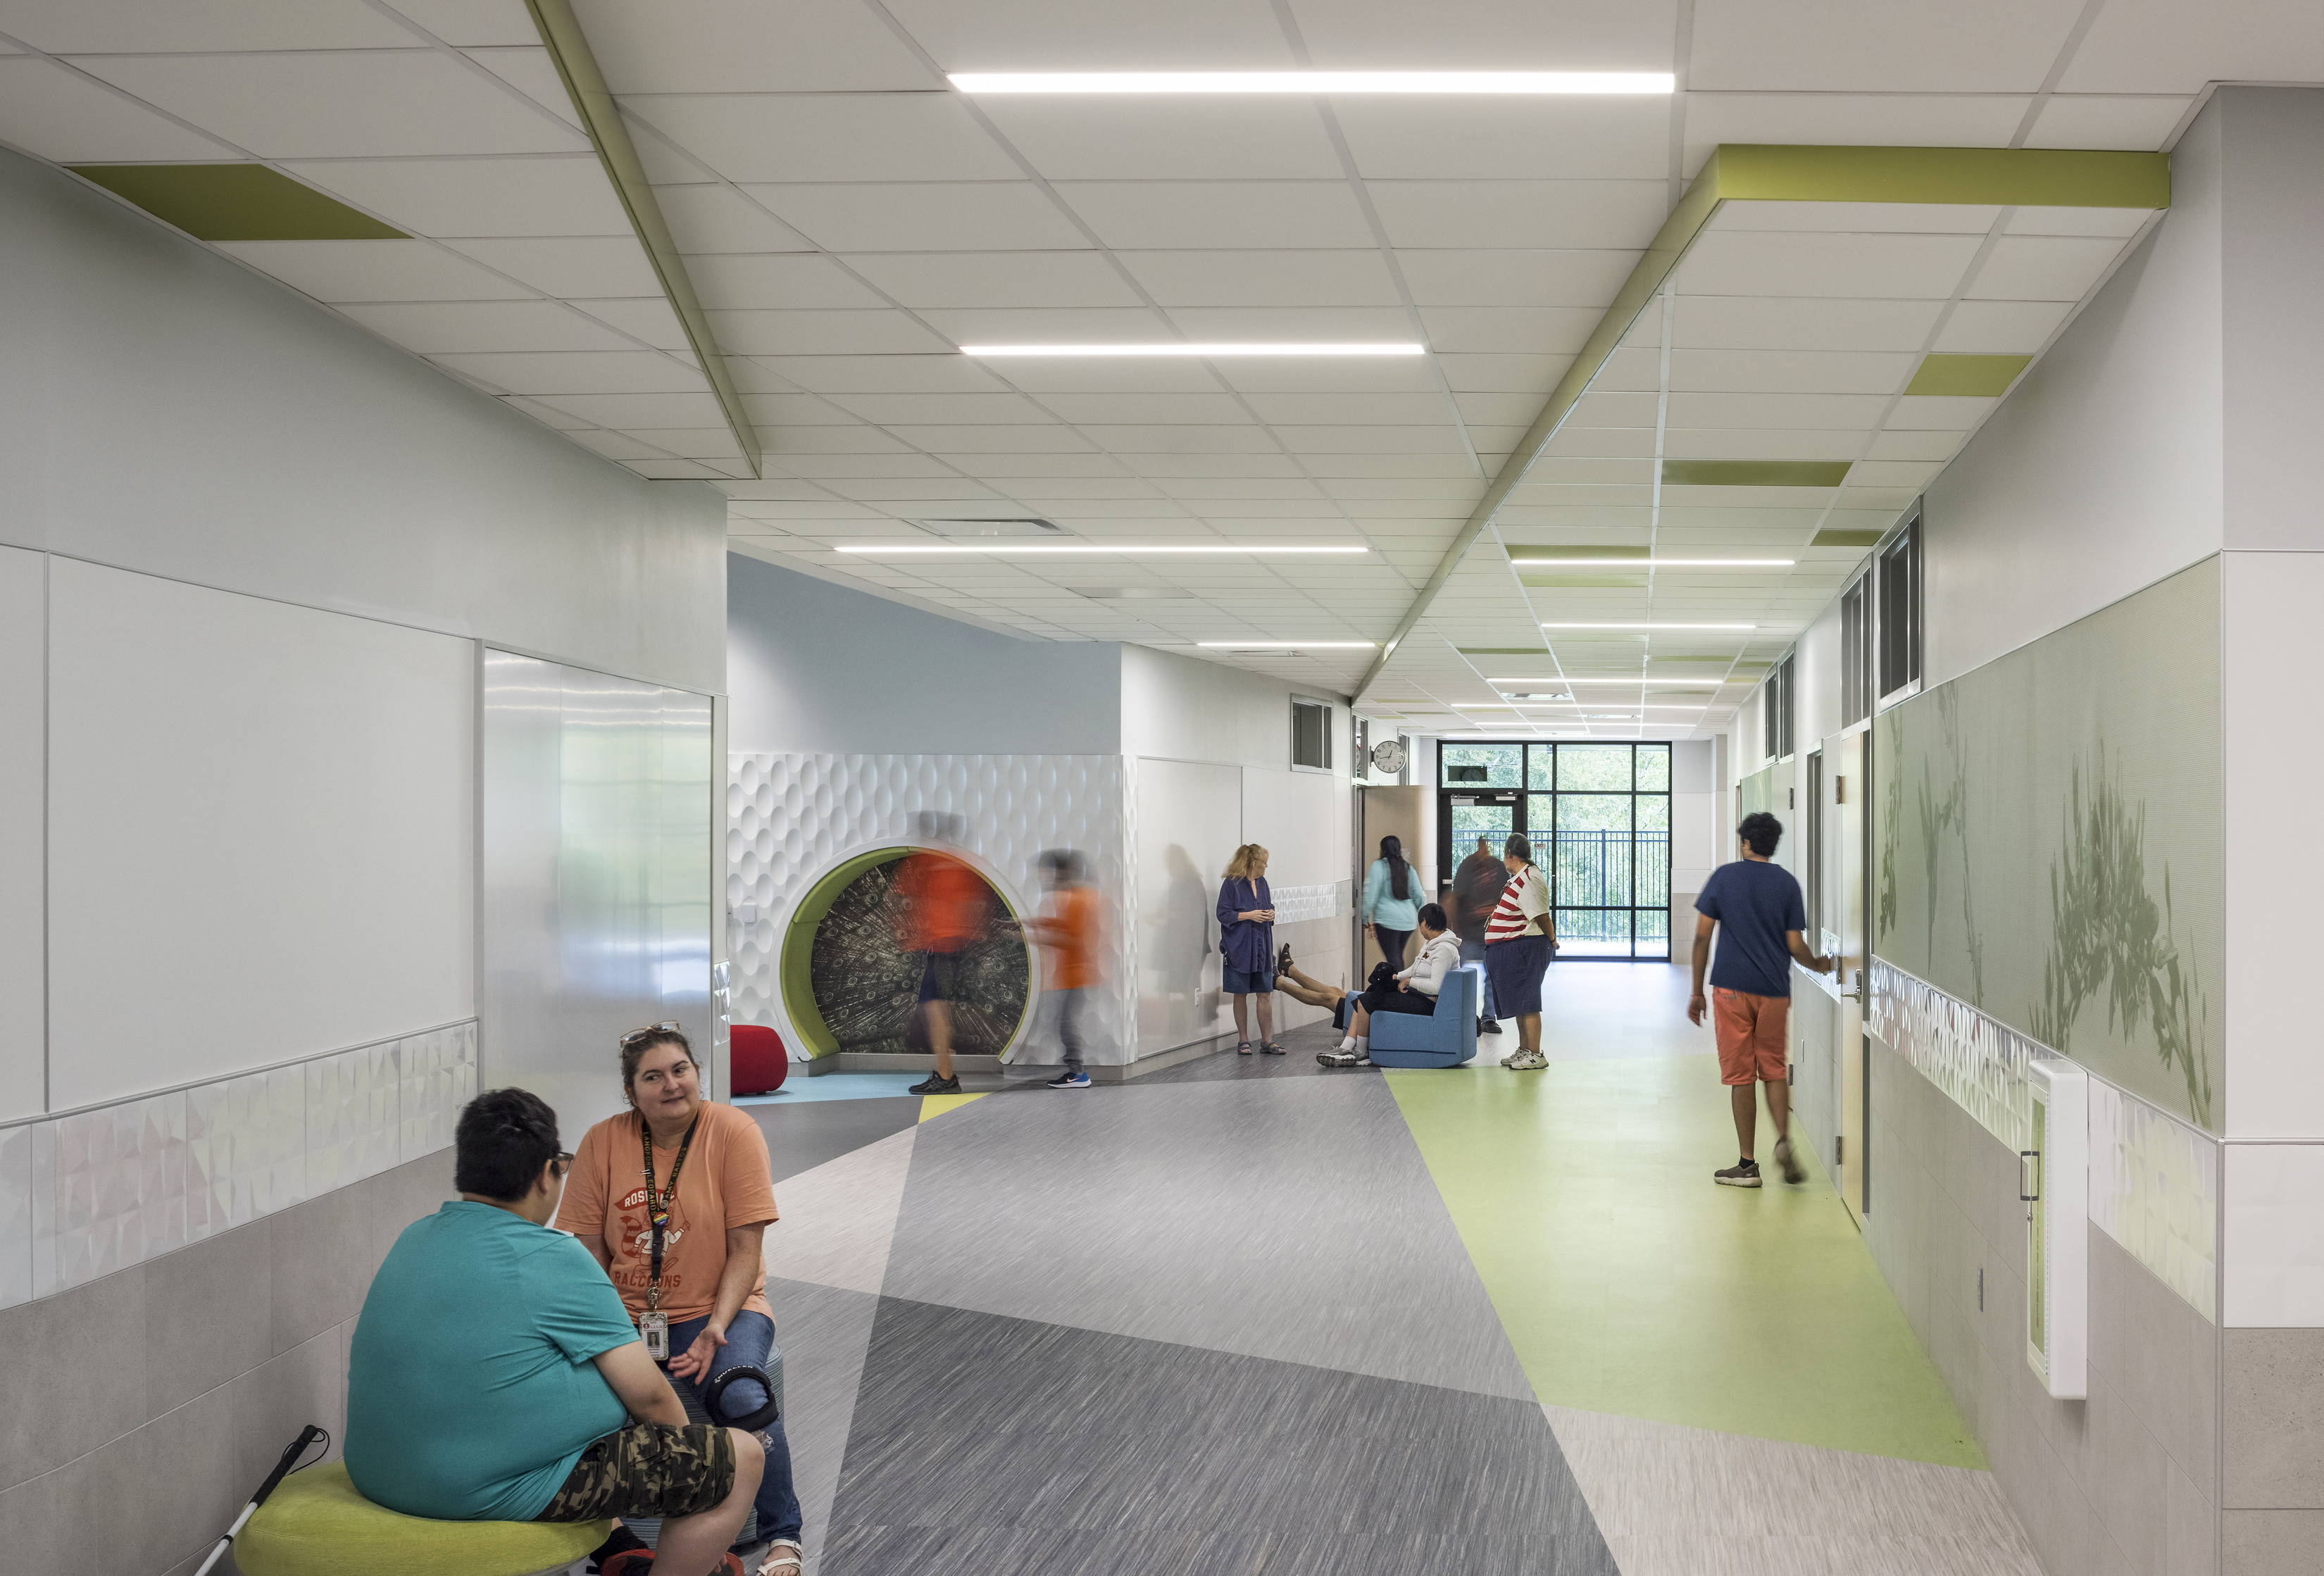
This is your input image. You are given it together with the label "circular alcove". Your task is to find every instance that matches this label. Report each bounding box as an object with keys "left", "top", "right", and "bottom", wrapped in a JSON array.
[{"left": 779, "top": 848, "right": 1030, "bottom": 1059}]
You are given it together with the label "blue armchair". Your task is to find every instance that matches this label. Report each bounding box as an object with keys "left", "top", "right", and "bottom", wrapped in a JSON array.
[{"left": 1367, "top": 964, "right": 1479, "bottom": 1068}]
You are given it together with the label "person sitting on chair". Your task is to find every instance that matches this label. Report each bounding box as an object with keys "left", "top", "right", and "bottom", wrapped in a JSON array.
[
  {"left": 346, "top": 1088, "right": 763, "bottom": 1576},
  {"left": 1320, "top": 903, "right": 1461, "bottom": 1067}
]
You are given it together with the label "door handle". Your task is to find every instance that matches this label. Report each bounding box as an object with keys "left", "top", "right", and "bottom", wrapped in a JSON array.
[{"left": 2018, "top": 1151, "right": 2042, "bottom": 1203}]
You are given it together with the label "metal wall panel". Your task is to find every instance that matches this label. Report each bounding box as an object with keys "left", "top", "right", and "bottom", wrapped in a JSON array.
[{"left": 482, "top": 652, "right": 714, "bottom": 1139}]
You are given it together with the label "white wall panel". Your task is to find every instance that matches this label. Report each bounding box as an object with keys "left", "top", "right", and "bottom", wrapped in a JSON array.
[
  {"left": 46, "top": 560, "right": 475, "bottom": 1111},
  {"left": 1133, "top": 758, "right": 1243, "bottom": 1056},
  {"left": 0, "top": 546, "right": 42, "bottom": 1122}
]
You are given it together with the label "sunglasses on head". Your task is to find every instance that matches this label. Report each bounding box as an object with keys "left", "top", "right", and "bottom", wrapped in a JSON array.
[{"left": 620, "top": 1021, "right": 682, "bottom": 1048}]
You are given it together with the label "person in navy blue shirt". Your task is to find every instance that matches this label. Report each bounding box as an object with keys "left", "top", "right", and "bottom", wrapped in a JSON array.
[
  {"left": 1217, "top": 843, "right": 1282, "bottom": 1055},
  {"left": 1688, "top": 812, "right": 1834, "bottom": 1189}
]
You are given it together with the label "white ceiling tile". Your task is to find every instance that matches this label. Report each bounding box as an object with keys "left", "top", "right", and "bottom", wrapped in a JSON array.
[
  {"left": 335, "top": 299, "right": 636, "bottom": 352},
  {"left": 1164, "top": 305, "right": 1416, "bottom": 341},
  {"left": 975, "top": 97, "right": 1342, "bottom": 181},
  {"left": 429, "top": 349, "right": 707, "bottom": 393},
  {"left": 1668, "top": 349, "right": 1916, "bottom": 395},
  {"left": 1242, "top": 392, "right": 1457, "bottom": 424},
  {"left": 1661, "top": 427, "right": 1862, "bottom": 461},
  {"left": 446, "top": 235, "right": 661, "bottom": 296},
  {"left": 1887, "top": 394, "right": 1997, "bottom": 429},
  {"left": 2020, "top": 94, "right": 2194, "bottom": 151},
  {"left": 1332, "top": 97, "right": 1668, "bottom": 181},
  {"left": 1396, "top": 249, "right": 1639, "bottom": 308},
  {"left": 1115, "top": 249, "right": 1401, "bottom": 308},
  {"left": 680, "top": 251, "right": 888, "bottom": 310},
  {"left": 1677, "top": 229, "right": 1982, "bottom": 299},
  {"left": 1368, "top": 180, "right": 1668, "bottom": 250},
  {"left": 1082, "top": 426, "right": 1275, "bottom": 454},
  {"left": 654, "top": 184, "right": 816, "bottom": 253},
  {"left": 1035, "top": 392, "right": 1254, "bottom": 423},
  {"left": 839, "top": 250, "right": 1142, "bottom": 309},
  {"left": 1211, "top": 356, "right": 1443, "bottom": 394},
  {"left": 916, "top": 306, "right": 1170, "bottom": 342},
  {"left": 462, "top": 47, "right": 581, "bottom": 129},
  {"left": 2058, "top": 0, "right": 2324, "bottom": 94},
  {"left": 573, "top": 296, "right": 690, "bottom": 349},
  {"left": 1542, "top": 426, "right": 1658, "bottom": 458},
  {"left": 1275, "top": 425, "right": 1469, "bottom": 455},
  {"left": 1847, "top": 461, "right": 1944, "bottom": 490},
  {"left": 1673, "top": 294, "right": 1945, "bottom": 351},
  {"left": 625, "top": 426, "right": 746, "bottom": 458},
  {"left": 1, "top": 0, "right": 416, "bottom": 50},
  {"left": 564, "top": 427, "right": 673, "bottom": 461},
  {"left": 215, "top": 238, "right": 533, "bottom": 301},
  {"left": 1692, "top": 0, "right": 2084, "bottom": 92},
  {"left": 825, "top": 391, "right": 1059, "bottom": 423},
  {"left": 1931, "top": 299, "right": 2073, "bottom": 352},
  {"left": 739, "top": 391, "right": 880, "bottom": 423},
  {"left": 572, "top": 0, "right": 939, "bottom": 92},
  {"left": 745, "top": 181, "right": 1090, "bottom": 251},
  {"left": 0, "top": 56, "right": 238, "bottom": 161},
  {"left": 1865, "top": 430, "right": 1964, "bottom": 462},
  {"left": 760, "top": 425, "right": 912, "bottom": 454},
  {"left": 1435, "top": 354, "right": 1569, "bottom": 393},
  {"left": 284, "top": 155, "right": 628, "bottom": 239},
  {"left": 820, "top": 478, "right": 1004, "bottom": 502},
  {"left": 706, "top": 307, "right": 954, "bottom": 354},
  {"left": 1965, "top": 234, "right": 2128, "bottom": 301},
  {"left": 1465, "top": 390, "right": 1574, "bottom": 425},
  {"left": 1125, "top": 453, "right": 1308, "bottom": 480},
  {"left": 379, "top": 0, "right": 542, "bottom": 46},
  {"left": 73, "top": 50, "right": 589, "bottom": 158},
  {"left": 879, "top": 0, "right": 1297, "bottom": 73},
  {"left": 1665, "top": 392, "right": 1892, "bottom": 428},
  {"left": 623, "top": 92, "right": 1021, "bottom": 183},
  {"left": 1054, "top": 181, "right": 1375, "bottom": 250},
  {"left": 749, "top": 354, "right": 1009, "bottom": 393},
  {"left": 535, "top": 390, "right": 727, "bottom": 425},
  {"left": 769, "top": 453, "right": 964, "bottom": 479},
  {"left": 1680, "top": 94, "right": 2027, "bottom": 176},
  {"left": 1419, "top": 306, "right": 1599, "bottom": 354},
  {"left": 2004, "top": 206, "right": 2154, "bottom": 239},
  {"left": 885, "top": 423, "right": 1099, "bottom": 452}
]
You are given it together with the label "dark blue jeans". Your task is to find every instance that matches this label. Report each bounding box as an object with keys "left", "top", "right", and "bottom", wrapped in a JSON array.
[{"left": 666, "top": 1311, "right": 802, "bottom": 1544}]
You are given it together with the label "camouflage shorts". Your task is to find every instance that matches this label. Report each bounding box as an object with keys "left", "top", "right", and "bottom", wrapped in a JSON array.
[{"left": 535, "top": 1422, "right": 736, "bottom": 1522}]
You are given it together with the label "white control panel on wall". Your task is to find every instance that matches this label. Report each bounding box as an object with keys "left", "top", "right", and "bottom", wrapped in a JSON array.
[{"left": 2025, "top": 1058, "right": 2089, "bottom": 1399}]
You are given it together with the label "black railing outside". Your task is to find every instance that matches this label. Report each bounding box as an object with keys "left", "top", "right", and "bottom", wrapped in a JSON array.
[{"left": 1551, "top": 830, "right": 1670, "bottom": 909}]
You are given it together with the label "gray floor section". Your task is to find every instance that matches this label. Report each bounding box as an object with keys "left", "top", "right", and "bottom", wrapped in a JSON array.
[
  {"left": 766, "top": 1275, "right": 883, "bottom": 1576},
  {"left": 751, "top": 1096, "right": 925, "bottom": 1184},
  {"left": 880, "top": 1068, "right": 1535, "bottom": 1402},
  {"left": 823, "top": 1299, "right": 1618, "bottom": 1576}
]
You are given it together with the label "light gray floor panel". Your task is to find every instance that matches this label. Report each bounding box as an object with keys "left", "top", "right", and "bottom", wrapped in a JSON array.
[
  {"left": 765, "top": 1275, "right": 882, "bottom": 1576},
  {"left": 881, "top": 1070, "right": 1535, "bottom": 1401}
]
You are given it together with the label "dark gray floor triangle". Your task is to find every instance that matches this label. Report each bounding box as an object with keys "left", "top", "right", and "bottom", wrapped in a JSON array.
[{"left": 821, "top": 1297, "right": 1620, "bottom": 1576}]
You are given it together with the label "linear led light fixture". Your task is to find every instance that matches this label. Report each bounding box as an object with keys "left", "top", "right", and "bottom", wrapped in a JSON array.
[
  {"left": 961, "top": 343, "right": 1424, "bottom": 358},
  {"left": 835, "top": 543, "right": 1368, "bottom": 555},
  {"left": 1197, "top": 641, "right": 1376, "bottom": 649},
  {"left": 1542, "top": 622, "right": 1756, "bottom": 630},
  {"left": 1487, "top": 675, "right": 1728, "bottom": 687},
  {"left": 950, "top": 72, "right": 1675, "bottom": 94},
  {"left": 1511, "top": 557, "right": 1794, "bottom": 568}
]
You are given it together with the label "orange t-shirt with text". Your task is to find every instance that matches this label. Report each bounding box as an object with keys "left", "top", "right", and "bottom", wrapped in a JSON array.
[{"left": 559, "top": 1101, "right": 777, "bottom": 1323}]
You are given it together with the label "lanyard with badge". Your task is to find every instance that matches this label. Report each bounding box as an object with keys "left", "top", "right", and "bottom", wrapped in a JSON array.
[{"left": 636, "top": 1114, "right": 699, "bottom": 1362}]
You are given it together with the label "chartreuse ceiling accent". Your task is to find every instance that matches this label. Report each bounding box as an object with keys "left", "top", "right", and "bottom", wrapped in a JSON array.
[
  {"left": 1360, "top": 144, "right": 2170, "bottom": 696},
  {"left": 67, "top": 164, "right": 404, "bottom": 241}
]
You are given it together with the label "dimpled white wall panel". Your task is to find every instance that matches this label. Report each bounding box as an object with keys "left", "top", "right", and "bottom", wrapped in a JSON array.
[
  {"left": 0, "top": 1021, "right": 476, "bottom": 1308},
  {"left": 730, "top": 754, "right": 1132, "bottom": 1063}
]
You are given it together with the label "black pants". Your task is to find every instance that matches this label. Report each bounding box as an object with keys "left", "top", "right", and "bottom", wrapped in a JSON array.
[
  {"left": 1373, "top": 924, "right": 1411, "bottom": 970},
  {"left": 1358, "top": 962, "right": 1435, "bottom": 1018}
]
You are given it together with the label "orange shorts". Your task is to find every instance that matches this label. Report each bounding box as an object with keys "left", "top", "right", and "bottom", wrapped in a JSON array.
[{"left": 1713, "top": 987, "right": 1789, "bottom": 1085}]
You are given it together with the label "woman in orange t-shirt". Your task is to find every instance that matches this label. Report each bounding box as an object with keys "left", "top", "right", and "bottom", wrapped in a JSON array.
[{"left": 558, "top": 1027, "right": 801, "bottom": 1575}]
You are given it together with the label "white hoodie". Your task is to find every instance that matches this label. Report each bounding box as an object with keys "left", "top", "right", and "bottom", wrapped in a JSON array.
[{"left": 1397, "top": 932, "right": 1465, "bottom": 997}]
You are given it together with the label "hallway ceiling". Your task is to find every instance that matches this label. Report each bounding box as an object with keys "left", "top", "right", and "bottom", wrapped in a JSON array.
[{"left": 1, "top": 0, "right": 2312, "bottom": 739}]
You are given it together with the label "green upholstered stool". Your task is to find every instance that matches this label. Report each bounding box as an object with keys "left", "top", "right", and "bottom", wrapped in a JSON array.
[{"left": 236, "top": 1464, "right": 609, "bottom": 1576}]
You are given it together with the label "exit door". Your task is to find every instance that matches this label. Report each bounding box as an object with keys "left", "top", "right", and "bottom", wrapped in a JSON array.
[
  {"left": 1826, "top": 725, "right": 1871, "bottom": 1225},
  {"left": 1440, "top": 788, "right": 1520, "bottom": 884}
]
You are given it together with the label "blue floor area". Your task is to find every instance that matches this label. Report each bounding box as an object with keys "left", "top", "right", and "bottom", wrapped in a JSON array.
[{"left": 737, "top": 1072, "right": 925, "bottom": 1105}]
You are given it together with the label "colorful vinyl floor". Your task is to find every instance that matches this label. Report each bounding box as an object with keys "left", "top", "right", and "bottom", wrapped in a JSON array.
[{"left": 744, "top": 965, "right": 2042, "bottom": 1576}]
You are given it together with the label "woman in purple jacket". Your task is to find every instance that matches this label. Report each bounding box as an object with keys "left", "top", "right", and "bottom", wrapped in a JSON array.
[{"left": 1218, "top": 844, "right": 1284, "bottom": 1055}]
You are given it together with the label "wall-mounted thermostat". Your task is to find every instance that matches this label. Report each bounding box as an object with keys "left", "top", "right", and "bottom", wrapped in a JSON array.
[{"left": 2024, "top": 1058, "right": 2088, "bottom": 1399}]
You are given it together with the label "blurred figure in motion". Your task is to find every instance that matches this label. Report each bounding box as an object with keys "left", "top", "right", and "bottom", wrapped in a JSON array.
[
  {"left": 1218, "top": 843, "right": 1283, "bottom": 1056},
  {"left": 1160, "top": 844, "right": 1210, "bottom": 1037},
  {"left": 1021, "top": 849, "right": 1107, "bottom": 1089},
  {"left": 893, "top": 813, "right": 988, "bottom": 1096},
  {"left": 1452, "top": 834, "right": 1508, "bottom": 1037},
  {"left": 1362, "top": 834, "right": 1420, "bottom": 971}
]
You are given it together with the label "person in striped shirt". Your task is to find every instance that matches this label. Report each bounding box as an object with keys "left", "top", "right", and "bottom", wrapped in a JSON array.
[{"left": 1482, "top": 834, "right": 1556, "bottom": 1071}]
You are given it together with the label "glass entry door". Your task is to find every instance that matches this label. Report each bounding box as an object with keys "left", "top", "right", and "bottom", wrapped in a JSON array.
[{"left": 1438, "top": 742, "right": 1672, "bottom": 959}]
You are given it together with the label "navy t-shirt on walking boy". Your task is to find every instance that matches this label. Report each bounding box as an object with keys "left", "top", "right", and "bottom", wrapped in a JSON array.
[{"left": 1694, "top": 860, "right": 1808, "bottom": 999}]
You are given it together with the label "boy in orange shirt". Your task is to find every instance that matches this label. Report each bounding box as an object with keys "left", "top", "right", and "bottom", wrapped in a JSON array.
[{"left": 1022, "top": 848, "right": 1106, "bottom": 1089}]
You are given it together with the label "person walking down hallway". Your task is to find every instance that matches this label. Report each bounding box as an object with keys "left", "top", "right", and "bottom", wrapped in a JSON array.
[
  {"left": 1218, "top": 843, "right": 1285, "bottom": 1055},
  {"left": 1485, "top": 835, "right": 1555, "bottom": 1071},
  {"left": 1688, "top": 812, "right": 1835, "bottom": 1189},
  {"left": 892, "top": 813, "right": 988, "bottom": 1096},
  {"left": 1451, "top": 834, "right": 1506, "bottom": 1037},
  {"left": 1362, "top": 834, "right": 1420, "bottom": 971}
]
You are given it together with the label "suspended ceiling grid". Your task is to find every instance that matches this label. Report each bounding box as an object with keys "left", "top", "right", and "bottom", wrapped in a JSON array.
[{"left": 0, "top": 0, "right": 2312, "bottom": 730}]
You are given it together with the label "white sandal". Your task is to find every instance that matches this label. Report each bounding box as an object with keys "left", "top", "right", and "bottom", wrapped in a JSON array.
[{"left": 754, "top": 1539, "right": 804, "bottom": 1576}]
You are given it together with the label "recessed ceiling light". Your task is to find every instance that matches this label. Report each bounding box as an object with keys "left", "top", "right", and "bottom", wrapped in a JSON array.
[
  {"left": 835, "top": 543, "right": 1368, "bottom": 555},
  {"left": 950, "top": 72, "right": 1674, "bottom": 95},
  {"left": 1487, "top": 675, "right": 1728, "bottom": 687},
  {"left": 1511, "top": 557, "right": 1794, "bottom": 568},
  {"left": 961, "top": 342, "right": 1425, "bottom": 358},
  {"left": 1197, "top": 641, "right": 1376, "bottom": 649},
  {"left": 1541, "top": 622, "right": 1756, "bottom": 630}
]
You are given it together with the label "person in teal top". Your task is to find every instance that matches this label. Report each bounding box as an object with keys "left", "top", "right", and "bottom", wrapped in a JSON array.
[
  {"left": 1361, "top": 834, "right": 1423, "bottom": 971},
  {"left": 346, "top": 1088, "right": 766, "bottom": 1576}
]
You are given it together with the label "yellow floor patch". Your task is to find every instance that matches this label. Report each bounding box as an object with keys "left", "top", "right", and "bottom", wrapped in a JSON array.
[{"left": 918, "top": 1092, "right": 988, "bottom": 1122}]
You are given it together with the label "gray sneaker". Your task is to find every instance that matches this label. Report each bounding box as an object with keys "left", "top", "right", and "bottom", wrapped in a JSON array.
[
  {"left": 1774, "top": 1136, "right": 1805, "bottom": 1184},
  {"left": 1715, "top": 1159, "right": 1763, "bottom": 1188},
  {"left": 1506, "top": 1049, "right": 1548, "bottom": 1071}
]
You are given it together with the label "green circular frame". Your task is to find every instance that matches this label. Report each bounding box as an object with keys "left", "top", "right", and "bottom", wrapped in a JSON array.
[{"left": 778, "top": 846, "right": 1029, "bottom": 1061}]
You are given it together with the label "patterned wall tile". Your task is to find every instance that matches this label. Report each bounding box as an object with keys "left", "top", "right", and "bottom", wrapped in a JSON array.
[
  {"left": 0, "top": 1122, "right": 27, "bottom": 1311},
  {"left": 1271, "top": 882, "right": 1344, "bottom": 927},
  {"left": 1872, "top": 956, "right": 2218, "bottom": 1322}
]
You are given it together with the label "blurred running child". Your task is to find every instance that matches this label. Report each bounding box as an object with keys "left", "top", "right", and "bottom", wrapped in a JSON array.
[
  {"left": 1022, "top": 849, "right": 1106, "bottom": 1089},
  {"left": 893, "top": 813, "right": 988, "bottom": 1096}
]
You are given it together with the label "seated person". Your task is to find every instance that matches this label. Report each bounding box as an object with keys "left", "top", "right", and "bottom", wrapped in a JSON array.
[
  {"left": 1321, "top": 904, "right": 1461, "bottom": 1067},
  {"left": 346, "top": 1088, "right": 762, "bottom": 1576}
]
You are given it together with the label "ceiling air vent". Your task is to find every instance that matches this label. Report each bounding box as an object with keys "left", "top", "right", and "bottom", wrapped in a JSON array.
[{"left": 911, "top": 517, "right": 1063, "bottom": 537}]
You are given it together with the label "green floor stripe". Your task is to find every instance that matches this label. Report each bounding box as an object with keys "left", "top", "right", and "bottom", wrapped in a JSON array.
[{"left": 1387, "top": 1057, "right": 1984, "bottom": 1468}]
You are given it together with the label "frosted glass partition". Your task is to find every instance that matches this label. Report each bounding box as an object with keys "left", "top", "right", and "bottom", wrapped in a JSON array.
[
  {"left": 1135, "top": 758, "right": 1244, "bottom": 1057},
  {"left": 482, "top": 652, "right": 714, "bottom": 1135}
]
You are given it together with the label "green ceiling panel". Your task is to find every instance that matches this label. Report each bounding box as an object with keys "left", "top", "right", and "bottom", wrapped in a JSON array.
[
  {"left": 68, "top": 164, "right": 404, "bottom": 240},
  {"left": 1811, "top": 528, "right": 1888, "bottom": 547},
  {"left": 1661, "top": 459, "right": 1854, "bottom": 488},
  {"left": 1906, "top": 353, "right": 2035, "bottom": 397}
]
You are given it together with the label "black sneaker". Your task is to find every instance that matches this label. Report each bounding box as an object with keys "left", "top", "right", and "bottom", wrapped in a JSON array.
[
  {"left": 908, "top": 1072, "right": 961, "bottom": 1094},
  {"left": 1774, "top": 1136, "right": 1806, "bottom": 1184},
  {"left": 1714, "top": 1159, "right": 1763, "bottom": 1189},
  {"left": 1478, "top": 1018, "right": 1502, "bottom": 1035}
]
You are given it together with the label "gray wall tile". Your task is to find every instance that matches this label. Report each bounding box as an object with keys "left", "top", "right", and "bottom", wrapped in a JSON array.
[
  {"left": 144, "top": 1218, "right": 272, "bottom": 1417},
  {"left": 2222, "top": 1327, "right": 2324, "bottom": 1508},
  {"left": 0, "top": 1261, "right": 146, "bottom": 1489},
  {"left": 129, "top": 1387, "right": 241, "bottom": 1574},
  {"left": 2166, "top": 1456, "right": 2219, "bottom": 1576},
  {"left": 265, "top": 1177, "right": 372, "bottom": 1358},
  {"left": 230, "top": 1325, "right": 351, "bottom": 1499},
  {"left": 2220, "top": 1508, "right": 2324, "bottom": 1575}
]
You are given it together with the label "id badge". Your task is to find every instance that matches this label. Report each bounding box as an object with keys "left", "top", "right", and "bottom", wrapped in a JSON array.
[{"left": 640, "top": 1311, "right": 669, "bottom": 1362}]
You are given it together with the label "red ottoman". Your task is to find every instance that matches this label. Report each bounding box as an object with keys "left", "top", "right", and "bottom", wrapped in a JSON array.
[{"left": 731, "top": 1023, "right": 789, "bottom": 1095}]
